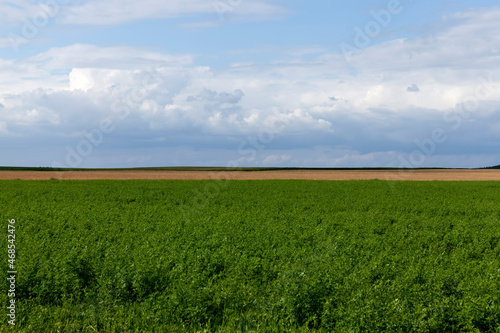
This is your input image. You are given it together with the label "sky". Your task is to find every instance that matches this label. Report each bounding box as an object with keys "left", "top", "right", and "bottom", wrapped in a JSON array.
[{"left": 1, "top": 0, "right": 500, "bottom": 168}]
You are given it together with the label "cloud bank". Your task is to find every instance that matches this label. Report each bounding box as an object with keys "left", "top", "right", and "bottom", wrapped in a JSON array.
[{"left": 1, "top": 7, "right": 500, "bottom": 168}]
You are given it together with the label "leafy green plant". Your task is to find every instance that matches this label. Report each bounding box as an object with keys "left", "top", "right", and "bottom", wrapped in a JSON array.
[{"left": 1, "top": 180, "right": 500, "bottom": 331}]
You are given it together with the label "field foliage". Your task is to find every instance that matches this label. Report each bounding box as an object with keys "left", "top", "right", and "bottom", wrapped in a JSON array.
[{"left": 1, "top": 180, "right": 500, "bottom": 332}]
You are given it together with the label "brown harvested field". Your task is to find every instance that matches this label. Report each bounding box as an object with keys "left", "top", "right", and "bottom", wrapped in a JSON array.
[{"left": 1, "top": 169, "right": 500, "bottom": 181}]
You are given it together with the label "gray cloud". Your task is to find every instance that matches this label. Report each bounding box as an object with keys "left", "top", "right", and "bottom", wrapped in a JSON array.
[
  {"left": 407, "top": 84, "right": 420, "bottom": 92},
  {"left": 187, "top": 88, "right": 244, "bottom": 104}
]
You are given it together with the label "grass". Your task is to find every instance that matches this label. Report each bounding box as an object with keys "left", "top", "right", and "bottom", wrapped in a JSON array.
[{"left": 1, "top": 180, "right": 500, "bottom": 332}]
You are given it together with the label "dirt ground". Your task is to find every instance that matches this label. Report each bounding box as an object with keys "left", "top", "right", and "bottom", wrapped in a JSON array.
[{"left": 1, "top": 169, "right": 500, "bottom": 181}]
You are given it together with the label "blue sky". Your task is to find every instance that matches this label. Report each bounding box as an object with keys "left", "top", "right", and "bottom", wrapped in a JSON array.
[{"left": 1, "top": 0, "right": 500, "bottom": 168}]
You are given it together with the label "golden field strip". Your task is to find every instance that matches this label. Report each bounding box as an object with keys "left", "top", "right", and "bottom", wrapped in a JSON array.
[{"left": 1, "top": 169, "right": 500, "bottom": 180}]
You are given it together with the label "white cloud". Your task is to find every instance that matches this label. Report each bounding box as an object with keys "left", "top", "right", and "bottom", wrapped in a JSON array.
[
  {"left": 0, "top": 44, "right": 194, "bottom": 94},
  {"left": 30, "top": 44, "right": 193, "bottom": 69},
  {"left": 69, "top": 68, "right": 134, "bottom": 92},
  {"left": 0, "top": 37, "right": 13, "bottom": 49},
  {"left": 59, "top": 0, "right": 289, "bottom": 25},
  {"left": 342, "top": 7, "right": 500, "bottom": 72},
  {"left": 0, "top": 0, "right": 52, "bottom": 25},
  {"left": 263, "top": 154, "right": 291, "bottom": 166}
]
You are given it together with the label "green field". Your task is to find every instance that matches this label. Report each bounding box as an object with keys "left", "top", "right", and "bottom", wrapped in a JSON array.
[{"left": 1, "top": 180, "right": 500, "bottom": 332}]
